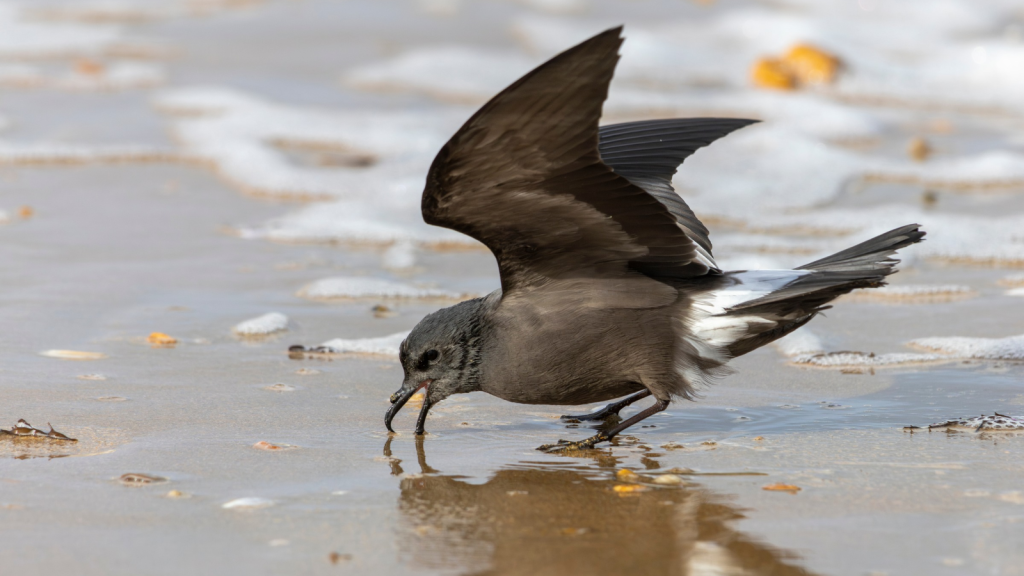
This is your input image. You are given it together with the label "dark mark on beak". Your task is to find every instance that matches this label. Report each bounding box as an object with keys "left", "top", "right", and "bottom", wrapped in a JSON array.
[{"left": 384, "top": 379, "right": 432, "bottom": 434}]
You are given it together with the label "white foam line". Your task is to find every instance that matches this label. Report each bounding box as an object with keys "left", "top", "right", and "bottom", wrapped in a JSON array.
[
  {"left": 232, "top": 312, "right": 288, "bottom": 336},
  {"left": 297, "top": 277, "right": 463, "bottom": 301},
  {"left": 909, "top": 333, "right": 1024, "bottom": 360},
  {"left": 318, "top": 331, "right": 409, "bottom": 357}
]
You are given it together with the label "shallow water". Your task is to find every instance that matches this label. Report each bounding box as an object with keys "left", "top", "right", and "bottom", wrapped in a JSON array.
[{"left": 2, "top": 0, "right": 1024, "bottom": 574}]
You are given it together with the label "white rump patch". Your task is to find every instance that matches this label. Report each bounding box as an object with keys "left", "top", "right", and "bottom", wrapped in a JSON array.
[{"left": 687, "top": 270, "right": 810, "bottom": 352}]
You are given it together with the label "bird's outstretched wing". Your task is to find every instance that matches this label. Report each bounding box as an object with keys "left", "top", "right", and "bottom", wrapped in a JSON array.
[
  {"left": 422, "top": 27, "right": 715, "bottom": 293},
  {"left": 598, "top": 118, "right": 759, "bottom": 269}
]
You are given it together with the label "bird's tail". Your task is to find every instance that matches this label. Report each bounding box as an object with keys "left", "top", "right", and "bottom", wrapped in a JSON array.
[
  {"left": 796, "top": 223, "right": 926, "bottom": 274},
  {"left": 718, "top": 224, "right": 925, "bottom": 357}
]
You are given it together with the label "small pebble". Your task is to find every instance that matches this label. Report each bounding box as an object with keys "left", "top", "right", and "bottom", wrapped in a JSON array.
[
  {"left": 264, "top": 383, "right": 296, "bottom": 392},
  {"left": 331, "top": 490, "right": 349, "bottom": 496},
  {"left": 222, "top": 497, "right": 274, "bottom": 510},
  {"left": 295, "top": 368, "right": 320, "bottom": 375},
  {"left": 506, "top": 490, "right": 528, "bottom": 496},
  {"left": 269, "top": 539, "right": 290, "bottom": 547},
  {"left": 165, "top": 490, "right": 189, "bottom": 499}
]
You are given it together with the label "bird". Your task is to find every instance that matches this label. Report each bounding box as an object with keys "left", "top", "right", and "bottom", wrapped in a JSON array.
[{"left": 384, "top": 26, "right": 925, "bottom": 452}]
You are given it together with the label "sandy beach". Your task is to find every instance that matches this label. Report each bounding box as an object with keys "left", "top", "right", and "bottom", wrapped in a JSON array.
[{"left": 2, "top": 0, "right": 1024, "bottom": 574}]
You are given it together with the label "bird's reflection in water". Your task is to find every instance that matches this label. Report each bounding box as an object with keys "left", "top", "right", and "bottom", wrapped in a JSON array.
[{"left": 384, "top": 438, "right": 817, "bottom": 576}]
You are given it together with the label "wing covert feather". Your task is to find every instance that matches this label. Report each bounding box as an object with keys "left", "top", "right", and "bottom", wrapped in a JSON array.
[{"left": 422, "top": 28, "right": 709, "bottom": 293}]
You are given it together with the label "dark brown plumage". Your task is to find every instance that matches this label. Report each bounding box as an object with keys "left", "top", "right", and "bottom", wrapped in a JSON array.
[{"left": 384, "top": 27, "right": 925, "bottom": 452}]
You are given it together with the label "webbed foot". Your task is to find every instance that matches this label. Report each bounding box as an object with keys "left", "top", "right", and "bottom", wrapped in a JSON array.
[{"left": 537, "top": 432, "right": 609, "bottom": 453}]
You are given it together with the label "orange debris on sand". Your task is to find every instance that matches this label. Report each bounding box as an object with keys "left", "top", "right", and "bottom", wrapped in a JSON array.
[
  {"left": 613, "top": 484, "right": 648, "bottom": 494},
  {"left": 615, "top": 468, "right": 640, "bottom": 481},
  {"left": 907, "top": 137, "right": 932, "bottom": 162},
  {"left": 253, "top": 441, "right": 284, "bottom": 451},
  {"left": 762, "top": 483, "right": 802, "bottom": 493},
  {"left": 751, "top": 58, "right": 796, "bottom": 90},
  {"left": 752, "top": 43, "right": 842, "bottom": 90},
  {"left": 783, "top": 44, "right": 841, "bottom": 84},
  {"left": 18, "top": 206, "right": 33, "bottom": 219},
  {"left": 147, "top": 332, "right": 178, "bottom": 347},
  {"left": 75, "top": 59, "right": 105, "bottom": 76}
]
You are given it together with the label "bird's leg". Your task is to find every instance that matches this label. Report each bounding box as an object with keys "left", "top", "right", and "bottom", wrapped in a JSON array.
[
  {"left": 539, "top": 398, "right": 670, "bottom": 452},
  {"left": 560, "top": 390, "right": 652, "bottom": 421}
]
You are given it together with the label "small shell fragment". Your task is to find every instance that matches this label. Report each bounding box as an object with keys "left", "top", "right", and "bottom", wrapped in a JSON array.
[
  {"left": 907, "top": 137, "right": 932, "bottom": 162},
  {"left": 750, "top": 58, "right": 795, "bottom": 90},
  {"left": 264, "top": 383, "right": 296, "bottom": 392},
  {"left": 762, "top": 483, "right": 802, "bottom": 493},
  {"left": 40, "top": 349, "right": 107, "bottom": 360},
  {"left": 147, "top": 332, "right": 178, "bottom": 347},
  {"left": 613, "top": 484, "right": 648, "bottom": 494},
  {"left": 119, "top": 473, "right": 167, "bottom": 486},
  {"left": 781, "top": 43, "right": 841, "bottom": 84},
  {"left": 652, "top": 474, "right": 686, "bottom": 486},
  {"left": 253, "top": 441, "right": 296, "bottom": 451},
  {"left": 222, "top": 497, "right": 274, "bottom": 509},
  {"left": 615, "top": 469, "right": 640, "bottom": 482}
]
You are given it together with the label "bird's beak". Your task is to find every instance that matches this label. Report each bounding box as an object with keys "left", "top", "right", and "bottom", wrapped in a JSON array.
[{"left": 385, "top": 379, "right": 432, "bottom": 434}]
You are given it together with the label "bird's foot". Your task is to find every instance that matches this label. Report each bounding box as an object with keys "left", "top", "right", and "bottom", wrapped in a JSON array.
[
  {"left": 537, "top": 432, "right": 609, "bottom": 453},
  {"left": 559, "top": 410, "right": 615, "bottom": 422}
]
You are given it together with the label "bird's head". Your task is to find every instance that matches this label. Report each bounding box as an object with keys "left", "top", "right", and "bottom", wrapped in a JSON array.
[{"left": 385, "top": 297, "right": 486, "bottom": 435}]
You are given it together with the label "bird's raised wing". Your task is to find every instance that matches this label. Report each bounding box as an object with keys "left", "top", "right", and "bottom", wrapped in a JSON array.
[
  {"left": 422, "top": 27, "right": 712, "bottom": 293},
  {"left": 598, "top": 118, "right": 758, "bottom": 269}
]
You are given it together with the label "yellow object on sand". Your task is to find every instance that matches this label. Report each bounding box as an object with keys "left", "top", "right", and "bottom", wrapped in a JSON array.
[
  {"left": 147, "top": 332, "right": 178, "bottom": 346},
  {"left": 751, "top": 44, "right": 841, "bottom": 90},
  {"left": 750, "top": 58, "right": 796, "bottom": 90},
  {"left": 782, "top": 44, "right": 841, "bottom": 84},
  {"left": 613, "top": 484, "right": 648, "bottom": 494}
]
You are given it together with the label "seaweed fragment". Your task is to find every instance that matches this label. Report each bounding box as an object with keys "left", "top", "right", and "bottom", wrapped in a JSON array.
[{"left": 0, "top": 419, "right": 78, "bottom": 442}]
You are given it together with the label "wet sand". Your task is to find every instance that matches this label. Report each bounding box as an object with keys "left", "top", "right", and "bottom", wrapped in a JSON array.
[{"left": 2, "top": 1, "right": 1024, "bottom": 574}]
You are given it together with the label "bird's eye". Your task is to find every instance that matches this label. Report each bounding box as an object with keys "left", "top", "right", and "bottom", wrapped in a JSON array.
[{"left": 416, "top": 349, "right": 440, "bottom": 370}]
